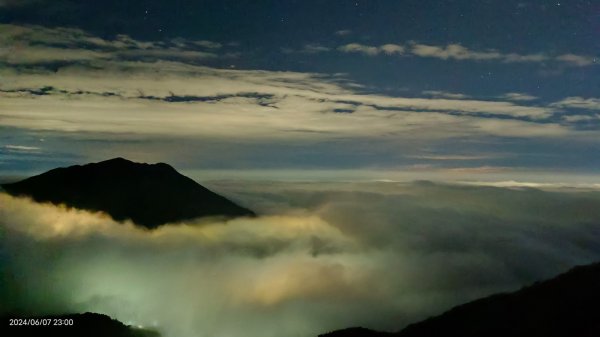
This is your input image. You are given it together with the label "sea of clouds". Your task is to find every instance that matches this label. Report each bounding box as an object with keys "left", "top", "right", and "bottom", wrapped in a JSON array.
[{"left": 2, "top": 181, "right": 600, "bottom": 337}]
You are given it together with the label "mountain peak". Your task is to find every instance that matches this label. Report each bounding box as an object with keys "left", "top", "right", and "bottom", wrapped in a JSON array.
[
  {"left": 1, "top": 158, "right": 255, "bottom": 229},
  {"left": 100, "top": 157, "right": 134, "bottom": 165},
  {"left": 86, "top": 157, "right": 177, "bottom": 173}
]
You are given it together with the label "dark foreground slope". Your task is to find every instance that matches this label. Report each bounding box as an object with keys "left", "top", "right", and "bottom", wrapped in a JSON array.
[
  {"left": 320, "top": 261, "right": 600, "bottom": 337},
  {"left": 1, "top": 312, "right": 160, "bottom": 337},
  {"left": 1, "top": 158, "right": 254, "bottom": 229}
]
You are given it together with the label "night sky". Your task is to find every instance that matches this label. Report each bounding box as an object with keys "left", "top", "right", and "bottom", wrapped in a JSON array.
[{"left": 1, "top": 0, "right": 599, "bottom": 179}]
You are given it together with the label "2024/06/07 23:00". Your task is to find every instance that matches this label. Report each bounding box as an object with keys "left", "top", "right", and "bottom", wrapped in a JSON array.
[{"left": 8, "top": 318, "right": 74, "bottom": 326}]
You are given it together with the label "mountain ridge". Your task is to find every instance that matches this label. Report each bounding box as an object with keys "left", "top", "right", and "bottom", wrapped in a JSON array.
[
  {"left": 320, "top": 261, "right": 600, "bottom": 337},
  {"left": 1, "top": 158, "right": 255, "bottom": 229}
]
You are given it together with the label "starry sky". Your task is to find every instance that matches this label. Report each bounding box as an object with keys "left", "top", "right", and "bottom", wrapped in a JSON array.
[{"left": 1, "top": 0, "right": 600, "bottom": 182}]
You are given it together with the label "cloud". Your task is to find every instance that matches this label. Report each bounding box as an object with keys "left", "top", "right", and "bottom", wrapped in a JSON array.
[
  {"left": 562, "top": 114, "right": 600, "bottom": 123},
  {"left": 0, "top": 24, "right": 220, "bottom": 65},
  {"left": 499, "top": 92, "right": 538, "bottom": 101},
  {"left": 503, "top": 53, "right": 548, "bottom": 63},
  {"left": 443, "top": 165, "right": 512, "bottom": 174},
  {"left": 461, "top": 180, "right": 600, "bottom": 189},
  {"left": 0, "top": 43, "right": 563, "bottom": 145},
  {"left": 338, "top": 43, "right": 404, "bottom": 56},
  {"left": 335, "top": 40, "right": 594, "bottom": 67},
  {"left": 551, "top": 97, "right": 600, "bottom": 110},
  {"left": 411, "top": 43, "right": 597, "bottom": 66},
  {"left": 552, "top": 97, "right": 600, "bottom": 124},
  {"left": 2, "top": 23, "right": 599, "bottom": 172},
  {"left": 557, "top": 54, "right": 597, "bottom": 67},
  {"left": 379, "top": 44, "right": 405, "bottom": 55},
  {"left": 302, "top": 44, "right": 331, "bottom": 54},
  {"left": 408, "top": 43, "right": 576, "bottom": 65},
  {"left": 338, "top": 43, "right": 381, "bottom": 56},
  {"left": 411, "top": 43, "right": 502, "bottom": 61},
  {"left": 422, "top": 90, "right": 469, "bottom": 99},
  {"left": 408, "top": 154, "right": 491, "bottom": 161},
  {"left": 0, "top": 45, "right": 110, "bottom": 64},
  {"left": 2, "top": 181, "right": 600, "bottom": 337},
  {"left": 188, "top": 40, "right": 222, "bottom": 49},
  {"left": 2, "top": 145, "right": 42, "bottom": 152},
  {"left": 116, "top": 48, "right": 217, "bottom": 61},
  {"left": 334, "top": 30, "right": 352, "bottom": 36},
  {"left": 283, "top": 44, "right": 331, "bottom": 54}
]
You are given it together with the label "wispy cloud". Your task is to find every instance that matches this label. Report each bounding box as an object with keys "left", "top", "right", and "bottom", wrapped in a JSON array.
[
  {"left": 2, "top": 145, "right": 42, "bottom": 152},
  {"left": 410, "top": 43, "right": 558, "bottom": 64},
  {"left": 188, "top": 40, "right": 222, "bottom": 49},
  {"left": 0, "top": 57, "right": 562, "bottom": 142},
  {"left": 503, "top": 53, "right": 548, "bottom": 63},
  {"left": 1, "top": 23, "right": 599, "bottom": 172},
  {"left": 562, "top": 114, "right": 600, "bottom": 123},
  {"left": 335, "top": 40, "right": 596, "bottom": 67},
  {"left": 334, "top": 29, "right": 352, "bottom": 36},
  {"left": 422, "top": 90, "right": 469, "bottom": 100},
  {"left": 408, "top": 154, "right": 491, "bottom": 161},
  {"left": 379, "top": 44, "right": 405, "bottom": 55},
  {"left": 410, "top": 43, "right": 596, "bottom": 66},
  {"left": 499, "top": 93, "right": 538, "bottom": 102},
  {"left": 551, "top": 97, "right": 600, "bottom": 110},
  {"left": 0, "top": 45, "right": 109, "bottom": 64},
  {"left": 0, "top": 24, "right": 221, "bottom": 65},
  {"left": 283, "top": 44, "right": 331, "bottom": 54},
  {"left": 444, "top": 166, "right": 512, "bottom": 174},
  {"left": 556, "top": 54, "right": 597, "bottom": 67},
  {"left": 303, "top": 44, "right": 331, "bottom": 53},
  {"left": 338, "top": 43, "right": 381, "bottom": 56},
  {"left": 411, "top": 43, "right": 502, "bottom": 61},
  {"left": 338, "top": 43, "right": 404, "bottom": 56}
]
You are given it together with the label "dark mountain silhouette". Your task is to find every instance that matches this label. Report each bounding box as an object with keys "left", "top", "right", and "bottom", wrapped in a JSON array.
[
  {"left": 1, "top": 312, "right": 160, "bottom": 337},
  {"left": 1, "top": 158, "right": 255, "bottom": 229},
  {"left": 320, "top": 327, "right": 393, "bottom": 337},
  {"left": 320, "top": 261, "right": 600, "bottom": 337}
]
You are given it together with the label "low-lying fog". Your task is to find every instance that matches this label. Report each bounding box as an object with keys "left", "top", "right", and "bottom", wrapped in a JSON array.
[{"left": 2, "top": 181, "right": 600, "bottom": 337}]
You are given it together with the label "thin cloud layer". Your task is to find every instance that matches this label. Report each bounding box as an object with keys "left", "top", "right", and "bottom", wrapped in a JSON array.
[
  {"left": 338, "top": 43, "right": 404, "bottom": 56},
  {"left": 336, "top": 41, "right": 596, "bottom": 67},
  {"left": 1, "top": 23, "right": 600, "bottom": 174},
  {"left": 500, "top": 92, "right": 538, "bottom": 102},
  {"left": 552, "top": 97, "right": 600, "bottom": 110},
  {"left": 0, "top": 24, "right": 569, "bottom": 141},
  {"left": 0, "top": 24, "right": 220, "bottom": 65}
]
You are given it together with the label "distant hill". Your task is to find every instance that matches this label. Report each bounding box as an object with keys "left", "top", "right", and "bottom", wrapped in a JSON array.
[
  {"left": 320, "top": 261, "right": 600, "bottom": 337},
  {"left": 1, "top": 312, "right": 160, "bottom": 337},
  {"left": 1, "top": 158, "right": 255, "bottom": 229}
]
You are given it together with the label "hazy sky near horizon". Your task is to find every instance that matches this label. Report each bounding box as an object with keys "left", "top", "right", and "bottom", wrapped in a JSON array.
[{"left": 1, "top": 0, "right": 600, "bottom": 181}]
